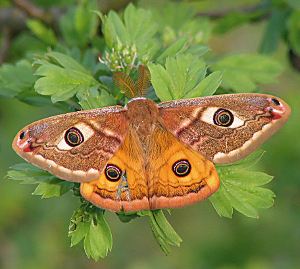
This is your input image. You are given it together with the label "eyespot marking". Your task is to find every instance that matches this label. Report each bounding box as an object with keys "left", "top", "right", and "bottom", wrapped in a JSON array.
[
  {"left": 19, "top": 130, "right": 27, "bottom": 140},
  {"left": 172, "top": 159, "right": 191, "bottom": 177},
  {"left": 65, "top": 127, "right": 84, "bottom": 147},
  {"left": 57, "top": 122, "right": 95, "bottom": 151},
  {"left": 201, "top": 107, "right": 244, "bottom": 129},
  {"left": 105, "top": 164, "right": 122, "bottom": 182},
  {"left": 213, "top": 109, "right": 234, "bottom": 127},
  {"left": 271, "top": 98, "right": 280, "bottom": 106}
]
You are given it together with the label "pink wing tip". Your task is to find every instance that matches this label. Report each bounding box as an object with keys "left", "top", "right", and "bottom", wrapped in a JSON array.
[
  {"left": 13, "top": 130, "right": 37, "bottom": 153},
  {"left": 265, "top": 96, "right": 291, "bottom": 121}
]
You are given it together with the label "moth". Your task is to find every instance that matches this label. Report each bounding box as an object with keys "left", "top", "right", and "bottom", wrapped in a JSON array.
[{"left": 12, "top": 67, "right": 291, "bottom": 212}]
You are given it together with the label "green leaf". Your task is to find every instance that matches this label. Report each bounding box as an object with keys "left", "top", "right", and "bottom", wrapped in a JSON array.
[
  {"left": 260, "top": 9, "right": 287, "bottom": 54},
  {"left": 32, "top": 178, "right": 74, "bottom": 198},
  {"left": 148, "top": 62, "right": 174, "bottom": 101},
  {"left": 183, "top": 71, "right": 222, "bottom": 98},
  {"left": 99, "top": 9, "right": 130, "bottom": 49},
  {"left": 209, "top": 184, "right": 233, "bottom": 218},
  {"left": 7, "top": 163, "right": 54, "bottom": 184},
  {"left": 179, "top": 16, "right": 211, "bottom": 44},
  {"left": 142, "top": 0, "right": 211, "bottom": 47},
  {"left": 210, "top": 151, "right": 275, "bottom": 218},
  {"left": 43, "top": 51, "right": 92, "bottom": 75},
  {"left": 26, "top": 19, "right": 58, "bottom": 46},
  {"left": 9, "top": 31, "right": 48, "bottom": 60},
  {"left": 96, "top": 4, "right": 159, "bottom": 60},
  {"left": 70, "top": 221, "right": 90, "bottom": 246},
  {"left": 152, "top": 210, "right": 182, "bottom": 247},
  {"left": 156, "top": 37, "right": 189, "bottom": 63},
  {"left": 77, "top": 85, "right": 117, "bottom": 110},
  {"left": 99, "top": 76, "right": 122, "bottom": 98},
  {"left": 7, "top": 163, "right": 74, "bottom": 198},
  {"left": 220, "top": 169, "right": 273, "bottom": 187},
  {"left": 184, "top": 45, "right": 210, "bottom": 57},
  {"left": 0, "top": 60, "right": 35, "bottom": 98},
  {"left": 117, "top": 212, "right": 140, "bottom": 223},
  {"left": 81, "top": 49, "right": 104, "bottom": 75},
  {"left": 69, "top": 207, "right": 92, "bottom": 246},
  {"left": 69, "top": 208, "right": 112, "bottom": 260},
  {"left": 84, "top": 211, "right": 113, "bottom": 260},
  {"left": 287, "top": 10, "right": 300, "bottom": 55},
  {"left": 143, "top": 0, "right": 195, "bottom": 32},
  {"left": 211, "top": 54, "right": 284, "bottom": 92},
  {"left": 124, "top": 3, "right": 159, "bottom": 57},
  {"left": 34, "top": 52, "right": 99, "bottom": 103},
  {"left": 142, "top": 210, "right": 182, "bottom": 254},
  {"left": 149, "top": 54, "right": 219, "bottom": 101},
  {"left": 16, "top": 88, "right": 53, "bottom": 106},
  {"left": 60, "top": 5, "right": 99, "bottom": 48},
  {"left": 220, "top": 149, "right": 265, "bottom": 169},
  {"left": 164, "top": 54, "right": 204, "bottom": 99}
]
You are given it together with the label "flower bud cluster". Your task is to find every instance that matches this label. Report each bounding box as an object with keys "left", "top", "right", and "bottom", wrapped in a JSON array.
[{"left": 100, "top": 40, "right": 138, "bottom": 71}]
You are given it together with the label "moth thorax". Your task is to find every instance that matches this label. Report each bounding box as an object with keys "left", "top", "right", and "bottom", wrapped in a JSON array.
[{"left": 126, "top": 98, "right": 159, "bottom": 137}]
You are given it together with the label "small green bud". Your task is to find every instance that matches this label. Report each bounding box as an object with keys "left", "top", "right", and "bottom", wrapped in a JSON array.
[
  {"left": 131, "top": 44, "right": 137, "bottom": 54},
  {"left": 113, "top": 37, "right": 123, "bottom": 51},
  {"left": 141, "top": 53, "right": 150, "bottom": 64},
  {"left": 122, "top": 45, "right": 130, "bottom": 57}
]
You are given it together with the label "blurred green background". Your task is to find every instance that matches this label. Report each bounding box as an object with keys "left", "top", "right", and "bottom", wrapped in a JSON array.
[{"left": 0, "top": 0, "right": 300, "bottom": 268}]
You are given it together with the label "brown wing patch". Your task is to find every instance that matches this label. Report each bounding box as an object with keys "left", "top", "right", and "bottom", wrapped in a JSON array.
[
  {"left": 159, "top": 94, "right": 291, "bottom": 164},
  {"left": 12, "top": 107, "right": 128, "bottom": 182}
]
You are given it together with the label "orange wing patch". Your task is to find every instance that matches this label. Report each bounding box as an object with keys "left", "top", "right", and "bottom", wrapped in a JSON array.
[
  {"left": 147, "top": 127, "right": 220, "bottom": 210},
  {"left": 81, "top": 127, "right": 220, "bottom": 212},
  {"left": 80, "top": 130, "right": 150, "bottom": 212}
]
